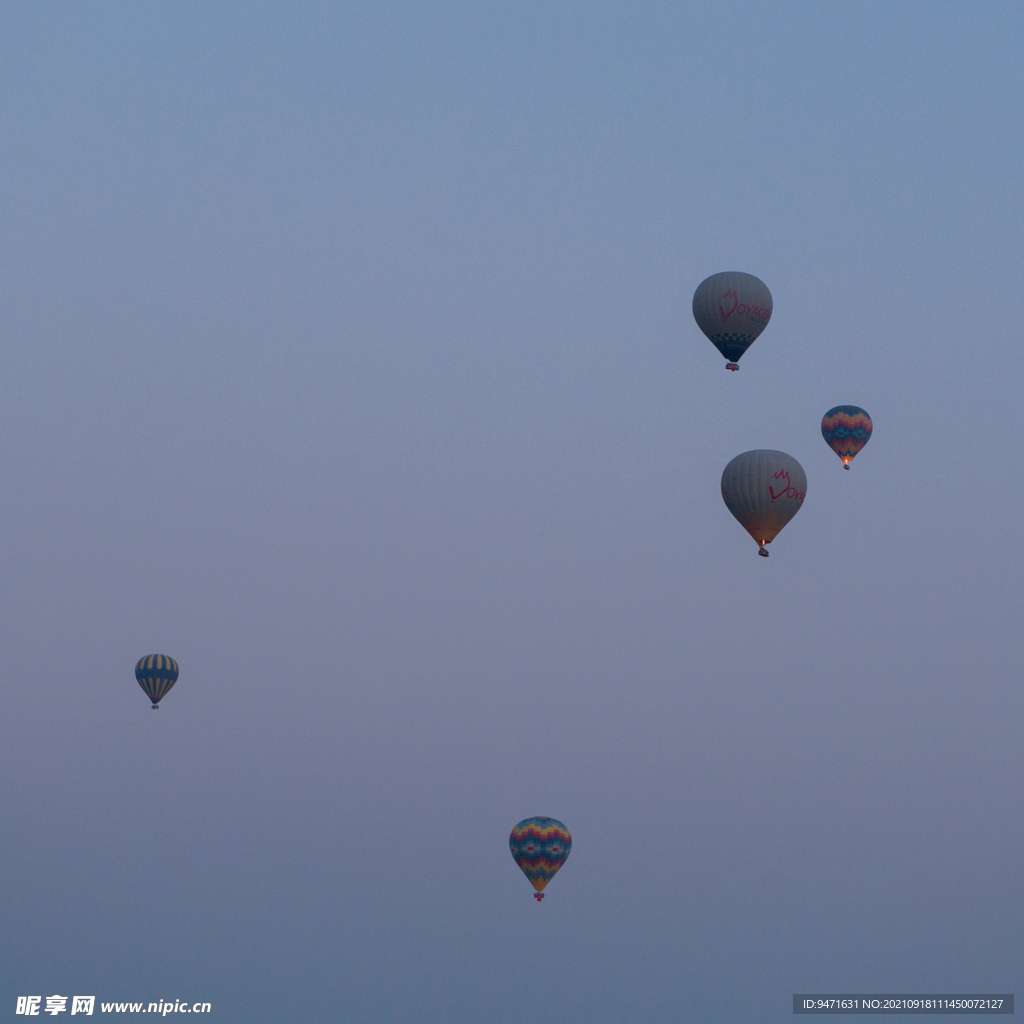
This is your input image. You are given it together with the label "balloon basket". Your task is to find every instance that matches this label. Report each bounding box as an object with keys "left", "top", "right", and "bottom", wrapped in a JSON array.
[
  {"left": 533, "top": 892, "right": 545, "bottom": 902},
  {"left": 758, "top": 547, "right": 769, "bottom": 557},
  {"left": 725, "top": 362, "right": 739, "bottom": 371}
]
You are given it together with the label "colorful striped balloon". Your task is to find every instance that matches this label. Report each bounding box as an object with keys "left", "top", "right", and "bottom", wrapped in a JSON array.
[
  {"left": 135, "top": 654, "right": 179, "bottom": 709},
  {"left": 509, "top": 817, "right": 571, "bottom": 902},
  {"left": 821, "top": 406, "right": 872, "bottom": 468}
]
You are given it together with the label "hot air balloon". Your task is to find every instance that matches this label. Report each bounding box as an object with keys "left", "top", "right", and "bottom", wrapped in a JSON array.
[
  {"left": 135, "top": 654, "right": 179, "bottom": 709},
  {"left": 821, "top": 406, "right": 872, "bottom": 469},
  {"left": 721, "top": 450, "right": 806, "bottom": 557},
  {"left": 692, "top": 272, "right": 773, "bottom": 370},
  {"left": 509, "top": 817, "right": 571, "bottom": 902}
]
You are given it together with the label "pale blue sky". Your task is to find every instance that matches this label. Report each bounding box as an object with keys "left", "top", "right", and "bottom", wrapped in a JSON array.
[{"left": 2, "top": 3, "right": 1022, "bottom": 1021}]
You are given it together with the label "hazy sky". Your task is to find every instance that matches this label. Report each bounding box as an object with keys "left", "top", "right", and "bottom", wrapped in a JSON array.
[{"left": 2, "top": 3, "right": 1022, "bottom": 1022}]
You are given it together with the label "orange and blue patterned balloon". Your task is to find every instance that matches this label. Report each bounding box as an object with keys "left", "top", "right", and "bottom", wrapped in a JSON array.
[
  {"left": 135, "top": 654, "right": 179, "bottom": 709},
  {"left": 821, "top": 406, "right": 872, "bottom": 469},
  {"left": 509, "top": 817, "right": 571, "bottom": 902}
]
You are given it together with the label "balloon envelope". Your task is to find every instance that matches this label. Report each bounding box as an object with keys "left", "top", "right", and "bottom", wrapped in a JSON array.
[
  {"left": 135, "top": 654, "right": 179, "bottom": 708},
  {"left": 821, "top": 406, "right": 872, "bottom": 467},
  {"left": 509, "top": 817, "right": 571, "bottom": 898},
  {"left": 721, "top": 450, "right": 806, "bottom": 554},
  {"left": 692, "top": 272, "right": 772, "bottom": 367}
]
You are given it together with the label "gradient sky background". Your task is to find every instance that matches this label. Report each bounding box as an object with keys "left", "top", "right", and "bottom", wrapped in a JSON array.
[{"left": 2, "top": 3, "right": 1022, "bottom": 1022}]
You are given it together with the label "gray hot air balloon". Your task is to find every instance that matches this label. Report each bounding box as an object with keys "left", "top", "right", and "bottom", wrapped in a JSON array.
[
  {"left": 721, "top": 450, "right": 806, "bottom": 556},
  {"left": 692, "top": 272, "right": 773, "bottom": 370}
]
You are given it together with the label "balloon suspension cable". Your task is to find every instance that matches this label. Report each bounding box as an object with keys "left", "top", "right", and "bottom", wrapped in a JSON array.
[
  {"left": 534, "top": 892, "right": 545, "bottom": 902},
  {"left": 725, "top": 362, "right": 739, "bottom": 372},
  {"left": 758, "top": 546, "right": 769, "bottom": 558}
]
